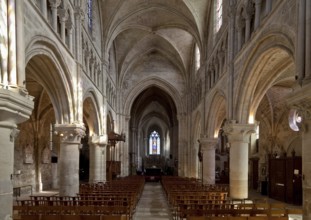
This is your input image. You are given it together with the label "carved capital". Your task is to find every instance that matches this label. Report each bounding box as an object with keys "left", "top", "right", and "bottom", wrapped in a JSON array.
[
  {"left": 89, "top": 134, "right": 108, "bottom": 146},
  {"left": 48, "top": 0, "right": 61, "bottom": 8},
  {"left": 253, "top": 0, "right": 262, "bottom": 5},
  {"left": 66, "top": 20, "right": 73, "bottom": 30},
  {"left": 236, "top": 16, "right": 245, "bottom": 30},
  {"left": 223, "top": 120, "right": 256, "bottom": 143},
  {"left": 74, "top": 6, "right": 85, "bottom": 20},
  {"left": 199, "top": 137, "right": 217, "bottom": 151},
  {"left": 243, "top": 2, "right": 254, "bottom": 19},
  {"left": 228, "top": 4, "right": 237, "bottom": 18},
  {"left": 58, "top": 9, "right": 68, "bottom": 22},
  {"left": 54, "top": 123, "right": 86, "bottom": 143}
]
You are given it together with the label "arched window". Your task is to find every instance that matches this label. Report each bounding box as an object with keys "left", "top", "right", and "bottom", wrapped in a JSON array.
[
  {"left": 87, "top": 0, "right": 93, "bottom": 32},
  {"left": 195, "top": 44, "right": 200, "bottom": 71},
  {"left": 214, "top": 0, "right": 223, "bottom": 33},
  {"left": 149, "top": 131, "right": 160, "bottom": 155}
]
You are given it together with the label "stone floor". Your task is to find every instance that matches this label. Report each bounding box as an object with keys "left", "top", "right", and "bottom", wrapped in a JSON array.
[{"left": 133, "top": 182, "right": 173, "bottom": 220}]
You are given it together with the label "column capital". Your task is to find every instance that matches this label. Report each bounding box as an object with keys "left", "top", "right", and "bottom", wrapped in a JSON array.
[
  {"left": 223, "top": 121, "right": 256, "bottom": 143},
  {"left": 236, "top": 16, "right": 245, "bottom": 30},
  {"left": 243, "top": 2, "right": 254, "bottom": 20},
  {"left": 48, "top": 0, "right": 61, "bottom": 8},
  {"left": 89, "top": 134, "right": 108, "bottom": 146},
  {"left": 0, "top": 89, "right": 34, "bottom": 124},
  {"left": 253, "top": 0, "right": 262, "bottom": 5},
  {"left": 199, "top": 137, "right": 217, "bottom": 151},
  {"left": 74, "top": 6, "right": 85, "bottom": 20},
  {"left": 54, "top": 123, "right": 86, "bottom": 142},
  {"left": 58, "top": 8, "right": 69, "bottom": 22},
  {"left": 228, "top": 4, "right": 237, "bottom": 18}
]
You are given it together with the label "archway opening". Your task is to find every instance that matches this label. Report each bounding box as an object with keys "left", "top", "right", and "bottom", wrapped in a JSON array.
[{"left": 129, "top": 86, "right": 178, "bottom": 176}]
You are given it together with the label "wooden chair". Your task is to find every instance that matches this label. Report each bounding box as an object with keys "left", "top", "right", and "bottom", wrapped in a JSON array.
[
  {"left": 41, "top": 215, "right": 63, "bottom": 220},
  {"left": 80, "top": 216, "right": 101, "bottom": 220},
  {"left": 227, "top": 217, "right": 248, "bottom": 220},
  {"left": 101, "top": 216, "right": 128, "bottom": 220},
  {"left": 20, "top": 215, "right": 40, "bottom": 220},
  {"left": 287, "top": 208, "right": 303, "bottom": 215},
  {"left": 61, "top": 216, "right": 82, "bottom": 220},
  {"left": 248, "top": 217, "right": 268, "bottom": 220},
  {"left": 187, "top": 217, "right": 206, "bottom": 220}
]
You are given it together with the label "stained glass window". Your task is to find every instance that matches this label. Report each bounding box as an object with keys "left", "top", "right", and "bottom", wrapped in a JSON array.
[
  {"left": 87, "top": 0, "right": 93, "bottom": 32},
  {"left": 195, "top": 44, "right": 200, "bottom": 71},
  {"left": 214, "top": 0, "right": 223, "bottom": 33},
  {"left": 149, "top": 131, "right": 160, "bottom": 155}
]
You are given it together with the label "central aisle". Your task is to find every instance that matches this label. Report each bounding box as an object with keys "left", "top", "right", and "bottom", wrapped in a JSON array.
[{"left": 133, "top": 182, "right": 173, "bottom": 220}]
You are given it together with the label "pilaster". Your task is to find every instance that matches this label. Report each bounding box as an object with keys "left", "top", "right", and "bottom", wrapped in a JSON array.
[
  {"left": 54, "top": 124, "right": 85, "bottom": 196},
  {"left": 223, "top": 121, "right": 256, "bottom": 199}
]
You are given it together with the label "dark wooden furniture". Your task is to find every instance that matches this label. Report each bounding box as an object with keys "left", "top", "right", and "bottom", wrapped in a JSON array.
[
  {"left": 269, "top": 156, "right": 302, "bottom": 205},
  {"left": 144, "top": 167, "right": 162, "bottom": 182},
  {"left": 106, "top": 161, "right": 121, "bottom": 181}
]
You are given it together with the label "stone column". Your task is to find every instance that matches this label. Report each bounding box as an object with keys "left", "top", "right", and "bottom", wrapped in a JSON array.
[
  {"left": 228, "top": 2, "right": 237, "bottom": 119},
  {"left": 41, "top": 0, "right": 47, "bottom": 19},
  {"left": 287, "top": 84, "right": 311, "bottom": 219},
  {"left": 253, "top": 0, "right": 262, "bottom": 30},
  {"left": 0, "top": 90, "right": 33, "bottom": 219},
  {"left": 297, "top": 0, "right": 306, "bottom": 84},
  {"left": 223, "top": 121, "right": 256, "bottom": 199},
  {"left": 265, "top": 0, "right": 272, "bottom": 15},
  {"left": 236, "top": 17, "right": 244, "bottom": 51},
  {"left": 55, "top": 124, "right": 85, "bottom": 196},
  {"left": 306, "top": 0, "right": 311, "bottom": 80},
  {"left": 177, "top": 113, "right": 187, "bottom": 177},
  {"left": 244, "top": 1, "right": 253, "bottom": 42},
  {"left": 66, "top": 20, "right": 73, "bottom": 52},
  {"left": 0, "top": 1, "right": 34, "bottom": 216},
  {"left": 48, "top": 0, "right": 61, "bottom": 31},
  {"left": 89, "top": 134, "right": 108, "bottom": 183},
  {"left": 200, "top": 137, "right": 217, "bottom": 184},
  {"left": 58, "top": 8, "right": 68, "bottom": 42},
  {"left": 16, "top": 0, "right": 26, "bottom": 87}
]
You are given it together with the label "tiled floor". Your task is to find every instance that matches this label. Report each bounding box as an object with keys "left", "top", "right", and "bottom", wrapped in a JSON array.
[{"left": 133, "top": 182, "right": 173, "bottom": 220}]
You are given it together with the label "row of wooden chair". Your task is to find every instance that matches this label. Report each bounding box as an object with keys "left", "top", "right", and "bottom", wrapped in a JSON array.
[
  {"left": 14, "top": 176, "right": 145, "bottom": 220},
  {"left": 187, "top": 216, "right": 289, "bottom": 220},
  {"left": 173, "top": 202, "right": 302, "bottom": 220},
  {"left": 14, "top": 214, "right": 128, "bottom": 220}
]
